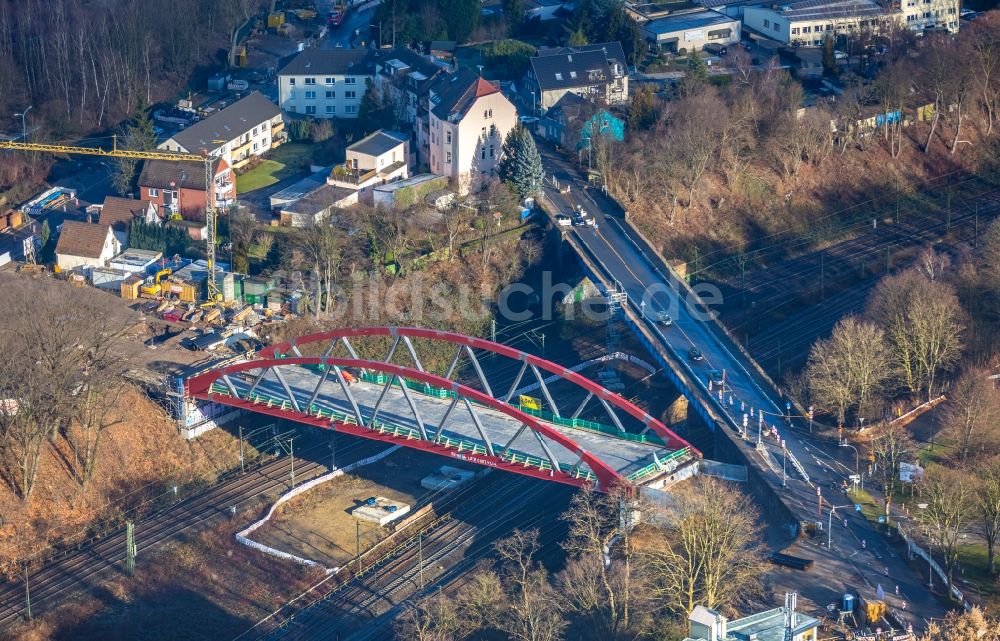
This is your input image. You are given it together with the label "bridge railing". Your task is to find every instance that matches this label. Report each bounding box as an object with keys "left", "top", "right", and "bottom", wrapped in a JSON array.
[
  {"left": 208, "top": 382, "right": 598, "bottom": 482},
  {"left": 626, "top": 447, "right": 693, "bottom": 482}
]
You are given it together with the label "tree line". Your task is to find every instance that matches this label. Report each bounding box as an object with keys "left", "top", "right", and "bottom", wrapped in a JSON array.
[
  {"left": 396, "top": 479, "right": 765, "bottom": 641},
  {"left": 602, "top": 13, "right": 1000, "bottom": 263}
]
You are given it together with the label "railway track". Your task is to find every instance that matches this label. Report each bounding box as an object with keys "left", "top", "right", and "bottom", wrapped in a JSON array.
[
  {"left": 251, "top": 474, "right": 572, "bottom": 641},
  {"left": 0, "top": 437, "right": 377, "bottom": 629}
]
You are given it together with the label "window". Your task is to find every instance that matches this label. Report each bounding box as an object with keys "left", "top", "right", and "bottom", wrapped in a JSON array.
[
  {"left": 446, "top": 131, "right": 452, "bottom": 144},
  {"left": 326, "top": 90, "right": 335, "bottom": 98},
  {"left": 345, "top": 91, "right": 356, "bottom": 99},
  {"left": 555, "top": 72, "right": 563, "bottom": 80},
  {"left": 481, "top": 147, "right": 486, "bottom": 160},
  {"left": 253, "top": 142, "right": 258, "bottom": 151},
  {"left": 803, "top": 25, "right": 811, "bottom": 32},
  {"left": 263, "top": 137, "right": 268, "bottom": 146},
  {"left": 345, "top": 105, "right": 357, "bottom": 114},
  {"left": 326, "top": 105, "right": 335, "bottom": 114},
  {"left": 481, "top": 126, "right": 487, "bottom": 140},
  {"left": 924, "top": 10, "right": 931, "bottom": 16},
  {"left": 446, "top": 151, "right": 452, "bottom": 163},
  {"left": 570, "top": 71, "right": 577, "bottom": 78},
  {"left": 289, "top": 78, "right": 296, "bottom": 86},
  {"left": 774, "top": 23, "right": 780, "bottom": 31},
  {"left": 305, "top": 77, "right": 316, "bottom": 85},
  {"left": 325, "top": 77, "right": 334, "bottom": 85},
  {"left": 490, "top": 124, "right": 497, "bottom": 137},
  {"left": 345, "top": 77, "right": 357, "bottom": 84},
  {"left": 306, "top": 105, "right": 317, "bottom": 115},
  {"left": 489, "top": 145, "right": 494, "bottom": 158},
  {"left": 305, "top": 91, "right": 316, "bottom": 100},
  {"left": 791, "top": 27, "right": 799, "bottom": 33},
  {"left": 763, "top": 18, "right": 770, "bottom": 27},
  {"left": 826, "top": 24, "right": 833, "bottom": 30},
  {"left": 149, "top": 188, "right": 159, "bottom": 197},
  {"left": 252, "top": 126, "right": 257, "bottom": 135}
]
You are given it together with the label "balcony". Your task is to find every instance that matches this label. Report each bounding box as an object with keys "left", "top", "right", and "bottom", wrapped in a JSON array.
[{"left": 329, "top": 165, "right": 379, "bottom": 186}]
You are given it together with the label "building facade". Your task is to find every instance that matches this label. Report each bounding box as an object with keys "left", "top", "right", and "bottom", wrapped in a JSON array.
[
  {"left": 374, "top": 47, "right": 448, "bottom": 167},
  {"left": 523, "top": 42, "right": 630, "bottom": 113},
  {"left": 55, "top": 221, "right": 121, "bottom": 274},
  {"left": 328, "top": 130, "right": 411, "bottom": 204},
  {"left": 426, "top": 69, "right": 518, "bottom": 193},
  {"left": 641, "top": 9, "right": 742, "bottom": 52},
  {"left": 277, "top": 48, "right": 375, "bottom": 119},
  {"left": 138, "top": 157, "right": 235, "bottom": 219},
  {"left": 158, "top": 92, "right": 283, "bottom": 168}
]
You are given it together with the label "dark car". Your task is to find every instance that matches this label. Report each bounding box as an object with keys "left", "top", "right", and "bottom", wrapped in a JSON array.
[
  {"left": 688, "top": 347, "right": 704, "bottom": 362},
  {"left": 703, "top": 43, "right": 728, "bottom": 56},
  {"left": 708, "top": 369, "right": 724, "bottom": 385}
]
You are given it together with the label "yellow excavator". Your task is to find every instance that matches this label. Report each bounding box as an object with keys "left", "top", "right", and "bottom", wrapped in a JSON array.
[{"left": 140, "top": 268, "right": 172, "bottom": 297}]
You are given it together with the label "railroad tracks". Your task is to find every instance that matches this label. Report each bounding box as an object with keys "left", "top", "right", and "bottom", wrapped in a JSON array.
[{"left": 0, "top": 438, "right": 374, "bottom": 629}]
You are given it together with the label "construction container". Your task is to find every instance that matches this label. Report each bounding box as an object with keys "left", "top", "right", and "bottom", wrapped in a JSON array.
[
  {"left": 232, "top": 306, "right": 255, "bottom": 324},
  {"left": 203, "top": 308, "right": 222, "bottom": 323},
  {"left": 267, "top": 11, "right": 285, "bottom": 28},
  {"left": 243, "top": 276, "right": 275, "bottom": 298},
  {"left": 165, "top": 279, "right": 198, "bottom": 303},
  {"left": 215, "top": 272, "right": 237, "bottom": 303},
  {"left": 121, "top": 275, "right": 144, "bottom": 300},
  {"left": 91, "top": 267, "right": 129, "bottom": 291}
]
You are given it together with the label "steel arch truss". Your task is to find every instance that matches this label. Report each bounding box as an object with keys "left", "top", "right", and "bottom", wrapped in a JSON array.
[
  {"left": 186, "top": 357, "right": 627, "bottom": 490},
  {"left": 258, "top": 326, "right": 699, "bottom": 458}
]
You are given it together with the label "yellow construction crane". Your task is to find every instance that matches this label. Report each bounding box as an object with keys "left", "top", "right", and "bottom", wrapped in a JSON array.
[{"left": 0, "top": 139, "right": 222, "bottom": 300}]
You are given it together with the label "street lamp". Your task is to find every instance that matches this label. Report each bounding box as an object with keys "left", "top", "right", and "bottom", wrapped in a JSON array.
[
  {"left": 840, "top": 442, "right": 860, "bottom": 473},
  {"left": 14, "top": 105, "right": 32, "bottom": 142}
]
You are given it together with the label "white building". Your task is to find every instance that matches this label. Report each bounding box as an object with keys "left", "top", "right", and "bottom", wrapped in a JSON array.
[
  {"left": 743, "top": 0, "right": 957, "bottom": 46},
  {"left": 374, "top": 47, "right": 449, "bottom": 167},
  {"left": 684, "top": 604, "right": 820, "bottom": 641},
  {"left": 641, "top": 9, "right": 742, "bottom": 53},
  {"left": 427, "top": 69, "right": 518, "bottom": 193},
  {"left": 158, "top": 92, "right": 283, "bottom": 169},
  {"left": 277, "top": 48, "right": 374, "bottom": 119},
  {"left": 55, "top": 221, "right": 121, "bottom": 274},
  {"left": 328, "top": 130, "right": 411, "bottom": 204}
]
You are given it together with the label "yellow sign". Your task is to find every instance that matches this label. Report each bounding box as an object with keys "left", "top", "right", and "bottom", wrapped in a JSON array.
[{"left": 519, "top": 395, "right": 541, "bottom": 411}]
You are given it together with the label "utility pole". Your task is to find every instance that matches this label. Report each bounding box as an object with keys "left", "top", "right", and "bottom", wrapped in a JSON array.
[
  {"left": 239, "top": 425, "right": 245, "bottom": 474},
  {"left": 125, "top": 521, "right": 137, "bottom": 576},
  {"left": 23, "top": 563, "right": 31, "bottom": 620}
]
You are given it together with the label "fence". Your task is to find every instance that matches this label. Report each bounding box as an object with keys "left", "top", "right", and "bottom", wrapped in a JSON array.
[
  {"left": 235, "top": 446, "right": 402, "bottom": 572},
  {"left": 896, "top": 523, "right": 970, "bottom": 608}
]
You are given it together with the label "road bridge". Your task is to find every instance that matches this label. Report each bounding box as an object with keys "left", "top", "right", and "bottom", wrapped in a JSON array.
[{"left": 185, "top": 327, "right": 700, "bottom": 491}]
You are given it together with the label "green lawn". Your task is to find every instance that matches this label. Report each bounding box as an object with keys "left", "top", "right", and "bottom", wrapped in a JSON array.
[
  {"left": 959, "top": 543, "right": 1000, "bottom": 601},
  {"left": 235, "top": 142, "right": 340, "bottom": 193}
]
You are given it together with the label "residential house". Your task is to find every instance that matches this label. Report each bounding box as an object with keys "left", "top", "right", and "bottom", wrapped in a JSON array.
[
  {"left": 743, "top": 0, "right": 957, "bottom": 47},
  {"left": 328, "top": 130, "right": 411, "bottom": 204},
  {"left": 0, "top": 220, "right": 40, "bottom": 268},
  {"left": 523, "top": 42, "right": 630, "bottom": 114},
  {"left": 137, "top": 157, "right": 235, "bottom": 219},
  {"left": 374, "top": 47, "right": 449, "bottom": 166},
  {"left": 277, "top": 48, "right": 374, "bottom": 119},
  {"left": 158, "top": 91, "right": 283, "bottom": 168},
  {"left": 524, "top": 0, "right": 576, "bottom": 21},
  {"left": 97, "top": 196, "right": 159, "bottom": 246},
  {"left": 55, "top": 221, "right": 120, "bottom": 274},
  {"left": 427, "top": 68, "right": 518, "bottom": 193},
  {"left": 540, "top": 93, "right": 625, "bottom": 149},
  {"left": 428, "top": 41, "right": 457, "bottom": 62},
  {"left": 683, "top": 604, "right": 820, "bottom": 641},
  {"left": 641, "top": 9, "right": 741, "bottom": 52}
]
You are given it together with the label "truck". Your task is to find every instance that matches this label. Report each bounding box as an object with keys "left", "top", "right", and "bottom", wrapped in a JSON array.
[{"left": 328, "top": 2, "right": 347, "bottom": 26}]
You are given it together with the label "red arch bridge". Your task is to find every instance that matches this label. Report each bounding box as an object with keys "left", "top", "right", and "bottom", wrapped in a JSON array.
[{"left": 185, "top": 327, "right": 701, "bottom": 491}]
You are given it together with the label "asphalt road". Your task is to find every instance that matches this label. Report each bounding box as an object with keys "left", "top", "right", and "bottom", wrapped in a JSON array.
[
  {"left": 537, "top": 142, "right": 950, "bottom": 628},
  {"left": 317, "top": 0, "right": 379, "bottom": 49}
]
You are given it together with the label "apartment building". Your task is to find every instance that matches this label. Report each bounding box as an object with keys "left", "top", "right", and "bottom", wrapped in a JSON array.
[
  {"left": 427, "top": 68, "right": 518, "bottom": 193},
  {"left": 137, "top": 157, "right": 235, "bottom": 218},
  {"left": 158, "top": 91, "right": 283, "bottom": 168},
  {"left": 277, "top": 48, "right": 375, "bottom": 119},
  {"left": 522, "top": 42, "right": 630, "bottom": 113},
  {"left": 374, "top": 47, "right": 448, "bottom": 166},
  {"left": 328, "top": 130, "right": 411, "bottom": 204}
]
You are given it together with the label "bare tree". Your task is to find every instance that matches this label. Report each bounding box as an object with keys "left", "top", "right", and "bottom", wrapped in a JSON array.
[
  {"left": 807, "top": 317, "right": 893, "bottom": 425},
  {"left": 919, "top": 607, "right": 1000, "bottom": 641},
  {"left": 941, "top": 369, "right": 1000, "bottom": 461},
  {"left": 915, "top": 465, "right": 975, "bottom": 599},
  {"left": 965, "top": 13, "right": 1000, "bottom": 137},
  {"left": 973, "top": 457, "right": 1000, "bottom": 575},
  {"left": 639, "top": 477, "right": 765, "bottom": 615},
  {"left": 918, "top": 35, "right": 952, "bottom": 153},
  {"left": 868, "top": 422, "right": 916, "bottom": 516},
  {"left": 395, "top": 590, "right": 463, "bottom": 641},
  {"left": 493, "top": 529, "right": 565, "bottom": 641},
  {"left": 292, "top": 221, "right": 346, "bottom": 319}
]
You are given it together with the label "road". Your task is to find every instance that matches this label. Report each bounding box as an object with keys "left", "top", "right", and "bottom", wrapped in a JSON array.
[
  {"left": 537, "top": 142, "right": 950, "bottom": 628},
  {"left": 317, "top": 0, "right": 379, "bottom": 49},
  {"left": 0, "top": 433, "right": 381, "bottom": 630}
]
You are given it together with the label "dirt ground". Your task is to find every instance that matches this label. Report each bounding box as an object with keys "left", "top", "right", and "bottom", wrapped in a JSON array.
[{"left": 252, "top": 449, "right": 465, "bottom": 568}]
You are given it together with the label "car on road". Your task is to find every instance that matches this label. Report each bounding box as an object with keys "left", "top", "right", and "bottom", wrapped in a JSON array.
[
  {"left": 708, "top": 369, "right": 724, "bottom": 385},
  {"left": 555, "top": 214, "right": 572, "bottom": 227},
  {"left": 688, "top": 347, "right": 703, "bottom": 362},
  {"left": 655, "top": 312, "right": 673, "bottom": 326},
  {"left": 834, "top": 50, "right": 848, "bottom": 60}
]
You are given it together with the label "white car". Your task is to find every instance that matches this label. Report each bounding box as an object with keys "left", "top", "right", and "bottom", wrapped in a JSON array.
[
  {"left": 555, "top": 214, "right": 572, "bottom": 227},
  {"left": 834, "top": 50, "right": 848, "bottom": 60}
]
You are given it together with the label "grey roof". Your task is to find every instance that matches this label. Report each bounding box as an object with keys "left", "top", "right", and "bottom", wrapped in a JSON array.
[
  {"left": 642, "top": 9, "right": 736, "bottom": 35},
  {"left": 529, "top": 49, "right": 612, "bottom": 91},
  {"left": 536, "top": 41, "right": 628, "bottom": 67},
  {"left": 429, "top": 68, "right": 501, "bottom": 121},
  {"left": 376, "top": 47, "right": 448, "bottom": 97},
  {"left": 769, "top": 0, "right": 885, "bottom": 20},
  {"left": 139, "top": 158, "right": 225, "bottom": 191},
  {"left": 278, "top": 48, "right": 374, "bottom": 76},
  {"left": 545, "top": 91, "right": 589, "bottom": 122},
  {"left": 283, "top": 184, "right": 356, "bottom": 215},
  {"left": 168, "top": 92, "right": 279, "bottom": 152},
  {"left": 348, "top": 130, "right": 408, "bottom": 157}
]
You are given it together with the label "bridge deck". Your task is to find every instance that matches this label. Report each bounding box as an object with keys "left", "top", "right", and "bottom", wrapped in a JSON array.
[{"left": 237, "top": 365, "right": 677, "bottom": 480}]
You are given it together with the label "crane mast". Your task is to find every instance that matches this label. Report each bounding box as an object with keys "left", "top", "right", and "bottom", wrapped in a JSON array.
[{"left": 0, "top": 139, "right": 221, "bottom": 300}]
